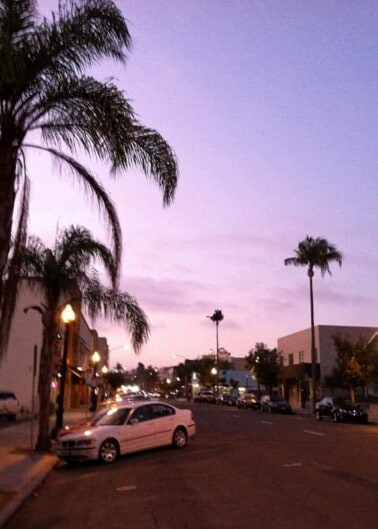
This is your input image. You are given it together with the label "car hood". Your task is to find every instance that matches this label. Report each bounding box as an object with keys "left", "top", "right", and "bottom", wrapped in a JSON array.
[{"left": 56, "top": 424, "right": 106, "bottom": 440}]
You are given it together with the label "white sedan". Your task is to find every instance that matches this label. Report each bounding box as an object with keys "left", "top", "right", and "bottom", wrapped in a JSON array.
[
  {"left": 54, "top": 401, "right": 196, "bottom": 464},
  {"left": 0, "top": 391, "right": 20, "bottom": 421}
]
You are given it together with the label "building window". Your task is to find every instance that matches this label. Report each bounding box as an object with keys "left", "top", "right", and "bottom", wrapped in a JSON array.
[
  {"left": 288, "top": 353, "right": 294, "bottom": 366},
  {"left": 299, "top": 351, "right": 304, "bottom": 363}
]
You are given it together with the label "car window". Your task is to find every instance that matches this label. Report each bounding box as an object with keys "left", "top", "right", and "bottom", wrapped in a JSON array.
[
  {"left": 95, "top": 407, "right": 131, "bottom": 426},
  {"left": 0, "top": 392, "right": 16, "bottom": 399},
  {"left": 150, "top": 404, "right": 175, "bottom": 419},
  {"left": 129, "top": 405, "right": 153, "bottom": 423}
]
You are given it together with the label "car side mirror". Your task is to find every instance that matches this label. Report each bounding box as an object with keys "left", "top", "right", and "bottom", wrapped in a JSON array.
[{"left": 129, "top": 418, "right": 139, "bottom": 425}]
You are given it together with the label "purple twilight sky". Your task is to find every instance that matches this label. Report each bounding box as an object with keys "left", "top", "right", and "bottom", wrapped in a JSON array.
[{"left": 27, "top": 1, "right": 377, "bottom": 369}]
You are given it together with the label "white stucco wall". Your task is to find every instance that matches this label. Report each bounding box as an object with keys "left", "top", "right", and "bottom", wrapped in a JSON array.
[
  {"left": 278, "top": 325, "right": 378, "bottom": 380},
  {"left": 0, "top": 285, "right": 45, "bottom": 413}
]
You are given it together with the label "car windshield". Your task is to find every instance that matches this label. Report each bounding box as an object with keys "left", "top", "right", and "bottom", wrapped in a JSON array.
[{"left": 91, "top": 407, "right": 132, "bottom": 426}]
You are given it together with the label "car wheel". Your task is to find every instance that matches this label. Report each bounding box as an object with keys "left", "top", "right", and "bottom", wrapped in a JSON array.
[
  {"left": 98, "top": 438, "right": 119, "bottom": 464},
  {"left": 333, "top": 412, "right": 339, "bottom": 423},
  {"left": 172, "top": 427, "right": 187, "bottom": 448},
  {"left": 316, "top": 411, "right": 322, "bottom": 421},
  {"left": 7, "top": 414, "right": 16, "bottom": 422}
]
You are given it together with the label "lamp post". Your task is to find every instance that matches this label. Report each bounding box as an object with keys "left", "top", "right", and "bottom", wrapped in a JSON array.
[
  {"left": 90, "top": 351, "right": 100, "bottom": 412},
  {"left": 101, "top": 365, "right": 108, "bottom": 401},
  {"left": 211, "top": 367, "right": 217, "bottom": 396},
  {"left": 207, "top": 310, "right": 224, "bottom": 397},
  {"left": 55, "top": 304, "right": 75, "bottom": 433}
]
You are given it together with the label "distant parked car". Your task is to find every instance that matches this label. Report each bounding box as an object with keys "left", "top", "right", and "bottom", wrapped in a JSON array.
[
  {"left": 55, "top": 401, "right": 196, "bottom": 464},
  {"left": 0, "top": 391, "right": 20, "bottom": 421},
  {"left": 236, "top": 391, "right": 260, "bottom": 410},
  {"left": 260, "top": 395, "right": 292, "bottom": 414},
  {"left": 193, "top": 390, "right": 215, "bottom": 404},
  {"left": 315, "top": 397, "right": 368, "bottom": 424},
  {"left": 216, "top": 393, "right": 237, "bottom": 406}
]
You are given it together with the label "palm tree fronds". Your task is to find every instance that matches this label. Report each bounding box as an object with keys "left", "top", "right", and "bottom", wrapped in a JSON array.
[
  {"left": 31, "top": 76, "right": 136, "bottom": 157},
  {"left": 23, "top": 143, "right": 121, "bottom": 285},
  {"left": 83, "top": 280, "right": 149, "bottom": 353},
  {"left": 29, "top": 77, "right": 178, "bottom": 206},
  {"left": 284, "top": 236, "right": 343, "bottom": 276},
  {"left": 0, "top": 0, "right": 131, "bottom": 105},
  {"left": 53, "top": 0, "right": 131, "bottom": 66},
  {"left": 119, "top": 126, "right": 179, "bottom": 207},
  {"left": 56, "top": 225, "right": 116, "bottom": 284}
]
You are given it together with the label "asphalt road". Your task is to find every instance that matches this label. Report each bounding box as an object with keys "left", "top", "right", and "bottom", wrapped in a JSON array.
[{"left": 5, "top": 402, "right": 378, "bottom": 529}]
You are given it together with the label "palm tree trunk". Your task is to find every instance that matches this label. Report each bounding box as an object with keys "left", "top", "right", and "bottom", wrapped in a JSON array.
[
  {"left": 0, "top": 151, "right": 17, "bottom": 320},
  {"left": 36, "top": 321, "right": 58, "bottom": 452},
  {"left": 216, "top": 321, "right": 219, "bottom": 397},
  {"left": 308, "top": 269, "right": 317, "bottom": 413}
]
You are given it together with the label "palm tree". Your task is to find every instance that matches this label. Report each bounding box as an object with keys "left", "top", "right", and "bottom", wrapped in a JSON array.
[
  {"left": 0, "top": 0, "right": 178, "bottom": 357},
  {"left": 284, "top": 236, "right": 342, "bottom": 412},
  {"left": 17, "top": 225, "right": 149, "bottom": 451},
  {"left": 207, "top": 309, "right": 224, "bottom": 396}
]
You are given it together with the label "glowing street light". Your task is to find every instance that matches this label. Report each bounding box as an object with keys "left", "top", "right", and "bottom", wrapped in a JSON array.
[{"left": 90, "top": 351, "right": 101, "bottom": 412}]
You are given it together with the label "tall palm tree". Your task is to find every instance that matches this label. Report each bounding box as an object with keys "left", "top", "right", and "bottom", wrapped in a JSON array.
[
  {"left": 0, "top": 0, "right": 178, "bottom": 357},
  {"left": 17, "top": 225, "right": 149, "bottom": 451},
  {"left": 284, "top": 236, "right": 342, "bottom": 412},
  {"left": 208, "top": 309, "right": 224, "bottom": 396}
]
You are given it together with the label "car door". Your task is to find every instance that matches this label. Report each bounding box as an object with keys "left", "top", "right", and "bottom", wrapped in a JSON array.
[
  {"left": 149, "top": 403, "right": 176, "bottom": 446},
  {"left": 119, "top": 405, "right": 155, "bottom": 454}
]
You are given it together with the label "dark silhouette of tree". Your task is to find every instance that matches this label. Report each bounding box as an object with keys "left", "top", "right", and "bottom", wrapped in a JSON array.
[
  {"left": 17, "top": 225, "right": 149, "bottom": 451},
  {"left": 0, "top": 0, "right": 178, "bottom": 358},
  {"left": 284, "top": 236, "right": 342, "bottom": 411},
  {"left": 325, "top": 335, "right": 378, "bottom": 402},
  {"left": 245, "top": 343, "right": 281, "bottom": 395}
]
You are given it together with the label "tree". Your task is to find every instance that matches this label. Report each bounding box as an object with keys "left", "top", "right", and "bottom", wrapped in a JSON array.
[
  {"left": 104, "top": 370, "right": 126, "bottom": 393},
  {"left": 17, "top": 225, "right": 149, "bottom": 451},
  {"left": 325, "top": 335, "right": 378, "bottom": 401},
  {"left": 132, "top": 362, "right": 159, "bottom": 392},
  {"left": 284, "top": 236, "right": 342, "bottom": 412},
  {"left": 207, "top": 309, "right": 224, "bottom": 395},
  {"left": 245, "top": 343, "right": 281, "bottom": 395},
  {"left": 0, "top": 0, "right": 178, "bottom": 358}
]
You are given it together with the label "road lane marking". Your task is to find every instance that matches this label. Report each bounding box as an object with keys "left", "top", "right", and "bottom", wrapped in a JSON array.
[
  {"left": 303, "top": 429, "right": 326, "bottom": 436},
  {"left": 260, "top": 420, "right": 273, "bottom": 425},
  {"left": 283, "top": 462, "right": 302, "bottom": 467},
  {"left": 116, "top": 485, "right": 137, "bottom": 492}
]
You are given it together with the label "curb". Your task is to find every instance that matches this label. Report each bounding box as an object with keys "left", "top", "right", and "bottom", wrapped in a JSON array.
[{"left": 0, "top": 454, "right": 58, "bottom": 528}]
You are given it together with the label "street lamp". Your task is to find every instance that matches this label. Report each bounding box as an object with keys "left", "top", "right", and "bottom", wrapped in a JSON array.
[
  {"left": 101, "top": 365, "right": 109, "bottom": 401},
  {"left": 207, "top": 310, "right": 224, "bottom": 397},
  {"left": 90, "top": 351, "right": 100, "bottom": 412},
  {"left": 55, "top": 303, "right": 75, "bottom": 433}
]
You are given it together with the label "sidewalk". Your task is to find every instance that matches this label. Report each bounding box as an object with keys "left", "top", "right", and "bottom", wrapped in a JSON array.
[{"left": 0, "top": 409, "right": 88, "bottom": 528}]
